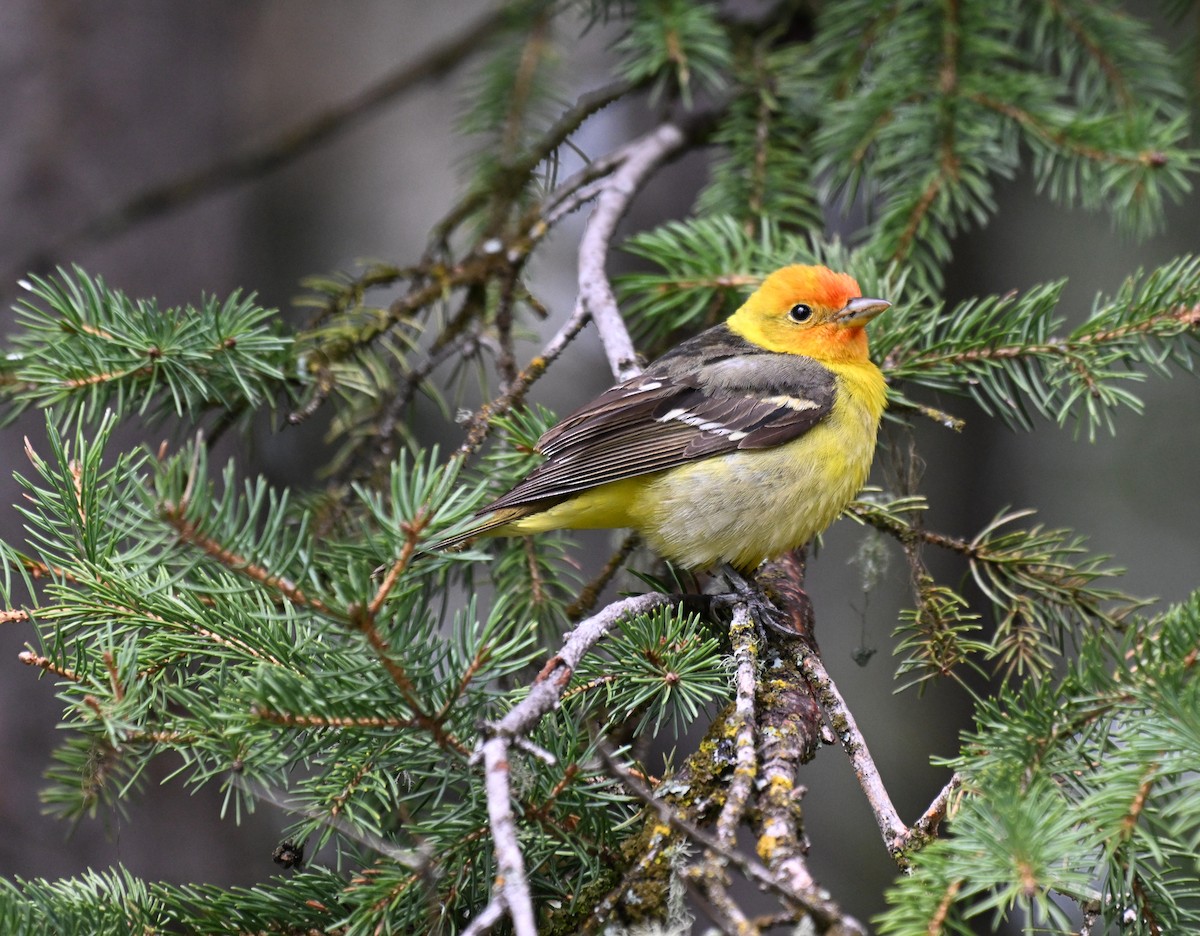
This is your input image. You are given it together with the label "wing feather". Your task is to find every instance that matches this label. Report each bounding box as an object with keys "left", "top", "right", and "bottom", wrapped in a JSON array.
[{"left": 483, "top": 326, "right": 837, "bottom": 513}]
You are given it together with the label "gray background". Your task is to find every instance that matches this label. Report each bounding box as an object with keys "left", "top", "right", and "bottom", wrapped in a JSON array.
[{"left": 1, "top": 1, "right": 1197, "bottom": 926}]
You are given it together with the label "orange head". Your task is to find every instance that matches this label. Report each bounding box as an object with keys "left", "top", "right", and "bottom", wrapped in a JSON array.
[{"left": 725, "top": 265, "right": 889, "bottom": 362}]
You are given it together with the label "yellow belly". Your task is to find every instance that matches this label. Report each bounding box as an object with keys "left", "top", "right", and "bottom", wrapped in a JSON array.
[{"left": 504, "top": 383, "right": 881, "bottom": 572}]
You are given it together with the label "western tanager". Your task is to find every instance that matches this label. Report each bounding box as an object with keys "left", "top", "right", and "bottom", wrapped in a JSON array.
[{"left": 435, "top": 264, "right": 889, "bottom": 572}]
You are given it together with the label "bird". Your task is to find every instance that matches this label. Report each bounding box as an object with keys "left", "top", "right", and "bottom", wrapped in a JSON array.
[{"left": 432, "top": 264, "right": 889, "bottom": 573}]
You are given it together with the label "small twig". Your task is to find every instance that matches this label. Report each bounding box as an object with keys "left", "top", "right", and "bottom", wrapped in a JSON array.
[
  {"left": 903, "top": 772, "right": 962, "bottom": 851},
  {"left": 429, "top": 76, "right": 640, "bottom": 251},
  {"left": 466, "top": 592, "right": 669, "bottom": 936},
  {"left": 460, "top": 899, "right": 506, "bottom": 936},
  {"left": 796, "top": 644, "right": 908, "bottom": 856},
  {"left": 454, "top": 293, "right": 594, "bottom": 458},
  {"left": 252, "top": 707, "right": 426, "bottom": 730},
  {"left": 18, "top": 650, "right": 82, "bottom": 682},
  {"left": 347, "top": 603, "right": 468, "bottom": 756},
  {"left": 681, "top": 862, "right": 754, "bottom": 935},
  {"left": 367, "top": 510, "right": 428, "bottom": 617}
]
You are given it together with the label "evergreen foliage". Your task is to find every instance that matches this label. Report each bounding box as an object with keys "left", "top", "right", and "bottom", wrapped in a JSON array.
[{"left": 3, "top": 1, "right": 1200, "bottom": 934}]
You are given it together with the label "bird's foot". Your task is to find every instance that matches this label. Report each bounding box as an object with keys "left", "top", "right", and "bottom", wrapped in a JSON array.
[{"left": 710, "top": 563, "right": 800, "bottom": 639}]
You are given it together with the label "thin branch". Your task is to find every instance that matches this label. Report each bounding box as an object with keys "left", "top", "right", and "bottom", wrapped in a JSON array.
[
  {"left": 715, "top": 604, "right": 758, "bottom": 848},
  {"left": 252, "top": 707, "right": 425, "bottom": 730},
  {"left": 480, "top": 729, "right": 538, "bottom": 936},
  {"left": 466, "top": 592, "right": 670, "bottom": 936},
  {"left": 796, "top": 644, "right": 908, "bottom": 857},
  {"left": 159, "top": 500, "right": 335, "bottom": 617},
  {"left": 460, "top": 899, "right": 506, "bottom": 936},
  {"left": 904, "top": 772, "right": 962, "bottom": 851},
  {"left": 576, "top": 121, "right": 690, "bottom": 382},
  {"left": 446, "top": 111, "right": 719, "bottom": 459},
  {"left": 366, "top": 509, "right": 428, "bottom": 617},
  {"left": 18, "top": 650, "right": 82, "bottom": 682},
  {"left": 455, "top": 118, "right": 700, "bottom": 456},
  {"left": 1045, "top": 0, "right": 1132, "bottom": 108},
  {"left": 970, "top": 93, "right": 1157, "bottom": 165},
  {"left": 428, "top": 76, "right": 641, "bottom": 250}
]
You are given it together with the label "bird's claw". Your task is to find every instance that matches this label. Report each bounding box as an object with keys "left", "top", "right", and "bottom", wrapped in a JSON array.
[{"left": 710, "top": 564, "right": 801, "bottom": 639}]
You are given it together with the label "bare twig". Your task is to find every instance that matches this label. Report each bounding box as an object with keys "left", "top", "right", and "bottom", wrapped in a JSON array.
[
  {"left": 480, "top": 730, "right": 538, "bottom": 936},
  {"left": 460, "top": 899, "right": 506, "bottom": 936},
  {"left": 904, "top": 771, "right": 962, "bottom": 849},
  {"left": 796, "top": 644, "right": 908, "bottom": 855},
  {"left": 576, "top": 122, "right": 689, "bottom": 382},
  {"left": 467, "top": 592, "right": 670, "bottom": 935},
  {"left": 18, "top": 651, "right": 82, "bottom": 682},
  {"left": 428, "top": 76, "right": 640, "bottom": 251}
]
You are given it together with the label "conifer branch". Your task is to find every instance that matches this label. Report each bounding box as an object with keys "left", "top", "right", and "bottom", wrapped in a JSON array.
[
  {"left": 159, "top": 501, "right": 333, "bottom": 617},
  {"left": 970, "top": 93, "right": 1164, "bottom": 166}
]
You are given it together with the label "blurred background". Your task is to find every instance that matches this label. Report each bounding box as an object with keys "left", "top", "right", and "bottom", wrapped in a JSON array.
[{"left": 1, "top": 0, "right": 1197, "bottom": 927}]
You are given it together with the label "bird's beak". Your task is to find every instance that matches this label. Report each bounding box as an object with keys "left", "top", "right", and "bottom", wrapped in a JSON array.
[{"left": 836, "top": 296, "right": 890, "bottom": 326}]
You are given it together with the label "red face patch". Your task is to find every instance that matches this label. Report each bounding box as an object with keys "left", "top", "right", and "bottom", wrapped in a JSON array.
[{"left": 756, "top": 265, "right": 862, "bottom": 314}]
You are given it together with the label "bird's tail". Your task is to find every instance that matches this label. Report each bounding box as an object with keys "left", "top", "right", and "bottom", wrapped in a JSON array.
[{"left": 426, "top": 506, "right": 536, "bottom": 553}]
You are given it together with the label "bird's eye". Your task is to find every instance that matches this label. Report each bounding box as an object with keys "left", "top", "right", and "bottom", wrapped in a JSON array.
[{"left": 788, "top": 303, "right": 813, "bottom": 323}]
